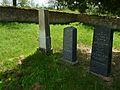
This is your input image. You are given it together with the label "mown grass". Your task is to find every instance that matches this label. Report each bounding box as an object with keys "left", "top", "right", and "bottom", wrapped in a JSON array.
[
  {"left": 0, "top": 22, "right": 120, "bottom": 89},
  {"left": 58, "top": 9, "right": 80, "bottom": 14},
  {"left": 0, "top": 22, "right": 39, "bottom": 71},
  {"left": 51, "top": 22, "right": 94, "bottom": 52}
]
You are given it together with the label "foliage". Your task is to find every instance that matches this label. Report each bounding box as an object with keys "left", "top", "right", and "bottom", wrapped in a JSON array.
[
  {"left": 48, "top": 0, "right": 57, "bottom": 9},
  {"left": 48, "top": 0, "right": 67, "bottom": 10},
  {"left": 1, "top": 0, "right": 10, "bottom": 6},
  {"left": 17, "top": 0, "right": 29, "bottom": 7},
  {"left": 48, "top": 0, "right": 120, "bottom": 15},
  {"left": 0, "top": 0, "right": 39, "bottom": 8},
  {"left": 29, "top": 0, "right": 35, "bottom": 8}
]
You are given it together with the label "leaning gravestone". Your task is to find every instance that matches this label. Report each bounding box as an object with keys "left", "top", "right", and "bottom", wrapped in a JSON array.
[
  {"left": 38, "top": 9, "right": 52, "bottom": 54},
  {"left": 62, "top": 26, "right": 78, "bottom": 64},
  {"left": 90, "top": 26, "right": 113, "bottom": 77}
]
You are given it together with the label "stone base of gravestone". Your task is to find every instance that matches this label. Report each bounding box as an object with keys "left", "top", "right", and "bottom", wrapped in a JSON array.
[
  {"left": 37, "top": 48, "right": 53, "bottom": 55},
  {"left": 60, "top": 58, "right": 78, "bottom": 65},
  {"left": 87, "top": 70, "right": 113, "bottom": 82}
]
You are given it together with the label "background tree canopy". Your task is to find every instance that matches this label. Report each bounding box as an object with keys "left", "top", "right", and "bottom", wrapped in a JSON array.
[
  {"left": 1, "top": 0, "right": 120, "bottom": 16},
  {"left": 49, "top": 0, "right": 120, "bottom": 15},
  {"left": 1, "top": 0, "right": 37, "bottom": 8}
]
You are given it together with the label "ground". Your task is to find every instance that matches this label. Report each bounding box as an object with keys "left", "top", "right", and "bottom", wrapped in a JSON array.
[{"left": 0, "top": 22, "right": 120, "bottom": 89}]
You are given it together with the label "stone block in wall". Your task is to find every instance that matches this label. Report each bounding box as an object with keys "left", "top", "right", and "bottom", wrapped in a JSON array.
[{"left": 0, "top": 6, "right": 120, "bottom": 30}]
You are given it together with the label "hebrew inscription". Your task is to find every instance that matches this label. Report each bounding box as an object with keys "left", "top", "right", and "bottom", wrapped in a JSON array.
[{"left": 90, "top": 27, "right": 113, "bottom": 77}]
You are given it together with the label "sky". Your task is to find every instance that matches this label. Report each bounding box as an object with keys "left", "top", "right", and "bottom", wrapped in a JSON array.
[
  {"left": 0, "top": 0, "right": 49, "bottom": 7},
  {"left": 33, "top": 0, "right": 49, "bottom": 7}
]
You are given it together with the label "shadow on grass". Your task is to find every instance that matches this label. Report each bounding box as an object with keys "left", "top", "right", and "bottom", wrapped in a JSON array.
[
  {"left": 112, "top": 51, "right": 120, "bottom": 76},
  {"left": 1, "top": 50, "right": 120, "bottom": 89}
]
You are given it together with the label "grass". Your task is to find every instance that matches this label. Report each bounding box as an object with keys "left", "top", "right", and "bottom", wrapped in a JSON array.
[
  {"left": 58, "top": 9, "right": 80, "bottom": 14},
  {"left": 0, "top": 22, "right": 39, "bottom": 71},
  {"left": 0, "top": 22, "right": 120, "bottom": 89},
  {"left": 51, "top": 22, "right": 94, "bottom": 52}
]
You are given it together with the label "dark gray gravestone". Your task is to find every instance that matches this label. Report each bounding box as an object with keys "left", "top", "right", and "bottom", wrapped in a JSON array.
[
  {"left": 90, "top": 27, "right": 113, "bottom": 77},
  {"left": 62, "top": 26, "right": 78, "bottom": 64}
]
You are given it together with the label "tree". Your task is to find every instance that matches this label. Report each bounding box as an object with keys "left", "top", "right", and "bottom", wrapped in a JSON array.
[
  {"left": 1, "top": 0, "right": 10, "bottom": 6},
  {"left": 48, "top": 0, "right": 67, "bottom": 10},
  {"left": 48, "top": 0, "right": 58, "bottom": 9},
  {"left": 29, "top": 0, "right": 35, "bottom": 8},
  {"left": 18, "top": 0, "right": 29, "bottom": 7},
  {"left": 65, "top": 0, "right": 88, "bottom": 13},
  {"left": 13, "top": 0, "right": 17, "bottom": 6},
  {"left": 49, "top": 0, "right": 120, "bottom": 15}
]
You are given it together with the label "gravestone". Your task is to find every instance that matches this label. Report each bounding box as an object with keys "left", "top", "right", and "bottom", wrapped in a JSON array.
[
  {"left": 62, "top": 26, "right": 78, "bottom": 64},
  {"left": 90, "top": 26, "right": 113, "bottom": 77},
  {"left": 38, "top": 9, "right": 52, "bottom": 54}
]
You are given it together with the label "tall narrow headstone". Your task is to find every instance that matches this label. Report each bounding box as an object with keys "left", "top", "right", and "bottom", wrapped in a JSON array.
[
  {"left": 38, "top": 9, "right": 52, "bottom": 54},
  {"left": 62, "top": 26, "right": 78, "bottom": 64},
  {"left": 90, "top": 27, "right": 113, "bottom": 77}
]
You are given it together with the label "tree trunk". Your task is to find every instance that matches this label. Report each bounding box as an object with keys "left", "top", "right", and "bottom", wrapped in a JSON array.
[{"left": 13, "top": 0, "right": 17, "bottom": 6}]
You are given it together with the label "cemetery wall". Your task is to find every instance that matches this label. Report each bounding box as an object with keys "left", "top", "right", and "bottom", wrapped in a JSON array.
[
  {"left": 77, "top": 14, "right": 120, "bottom": 30},
  {"left": 0, "top": 6, "right": 120, "bottom": 30},
  {"left": 0, "top": 6, "right": 77, "bottom": 24},
  {"left": 0, "top": 6, "right": 38, "bottom": 23}
]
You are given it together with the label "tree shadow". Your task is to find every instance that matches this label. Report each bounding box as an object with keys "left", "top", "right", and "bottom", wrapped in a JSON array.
[
  {"left": 1, "top": 49, "right": 120, "bottom": 89},
  {"left": 0, "top": 49, "right": 91, "bottom": 89},
  {"left": 111, "top": 51, "right": 120, "bottom": 76},
  {"left": 0, "top": 50, "right": 57, "bottom": 89}
]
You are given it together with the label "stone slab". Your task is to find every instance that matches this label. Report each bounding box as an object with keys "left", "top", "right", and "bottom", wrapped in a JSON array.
[{"left": 90, "top": 26, "right": 113, "bottom": 77}]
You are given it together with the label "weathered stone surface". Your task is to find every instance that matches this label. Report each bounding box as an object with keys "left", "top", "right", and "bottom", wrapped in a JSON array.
[
  {"left": 62, "top": 26, "right": 77, "bottom": 64},
  {"left": 38, "top": 9, "right": 52, "bottom": 54},
  {"left": 0, "top": 6, "right": 120, "bottom": 30},
  {"left": 90, "top": 27, "right": 113, "bottom": 77}
]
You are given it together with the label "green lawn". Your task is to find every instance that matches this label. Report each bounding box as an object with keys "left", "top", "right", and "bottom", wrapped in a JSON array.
[{"left": 0, "top": 22, "right": 120, "bottom": 89}]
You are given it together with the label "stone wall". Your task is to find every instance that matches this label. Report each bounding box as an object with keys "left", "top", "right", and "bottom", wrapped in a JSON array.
[
  {"left": 49, "top": 11, "right": 77, "bottom": 24},
  {"left": 0, "top": 6, "right": 77, "bottom": 24},
  {"left": 0, "top": 6, "right": 38, "bottom": 23},
  {"left": 0, "top": 6, "right": 120, "bottom": 30},
  {"left": 77, "top": 14, "right": 120, "bottom": 30}
]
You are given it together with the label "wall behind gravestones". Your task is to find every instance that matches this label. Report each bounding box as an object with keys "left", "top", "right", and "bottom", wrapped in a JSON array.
[
  {"left": 0, "top": 6, "right": 120, "bottom": 30},
  {"left": 77, "top": 14, "right": 120, "bottom": 30},
  {"left": 0, "top": 6, "right": 38, "bottom": 23},
  {"left": 49, "top": 11, "right": 77, "bottom": 24},
  {"left": 0, "top": 6, "right": 77, "bottom": 24}
]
